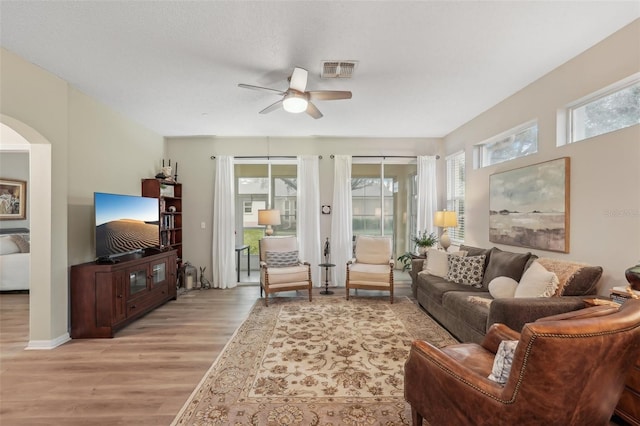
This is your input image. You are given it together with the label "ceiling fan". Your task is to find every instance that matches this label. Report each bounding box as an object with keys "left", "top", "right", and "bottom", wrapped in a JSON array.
[{"left": 238, "top": 67, "right": 352, "bottom": 119}]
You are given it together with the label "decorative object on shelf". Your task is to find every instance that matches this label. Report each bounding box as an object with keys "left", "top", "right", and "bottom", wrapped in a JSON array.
[
  {"left": 199, "top": 266, "right": 211, "bottom": 289},
  {"left": 168, "top": 205, "right": 177, "bottom": 213},
  {"left": 625, "top": 262, "right": 640, "bottom": 292},
  {"left": 411, "top": 230, "right": 438, "bottom": 255},
  {"left": 323, "top": 237, "right": 330, "bottom": 263},
  {"left": 155, "top": 159, "right": 178, "bottom": 182},
  {"left": 489, "top": 157, "right": 570, "bottom": 253},
  {"left": 257, "top": 209, "right": 281, "bottom": 236},
  {"left": 0, "top": 178, "right": 27, "bottom": 220},
  {"left": 321, "top": 205, "right": 331, "bottom": 215},
  {"left": 434, "top": 211, "right": 457, "bottom": 252}
]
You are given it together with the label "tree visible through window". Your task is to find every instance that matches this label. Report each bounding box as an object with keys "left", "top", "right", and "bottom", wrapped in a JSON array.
[{"left": 571, "top": 80, "right": 640, "bottom": 143}]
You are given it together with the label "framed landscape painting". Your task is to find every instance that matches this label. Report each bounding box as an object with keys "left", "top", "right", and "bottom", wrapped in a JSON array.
[
  {"left": 489, "top": 157, "right": 570, "bottom": 253},
  {"left": 0, "top": 179, "right": 27, "bottom": 220}
]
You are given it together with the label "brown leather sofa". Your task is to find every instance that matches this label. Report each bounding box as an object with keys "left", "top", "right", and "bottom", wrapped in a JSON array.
[{"left": 404, "top": 299, "right": 640, "bottom": 426}]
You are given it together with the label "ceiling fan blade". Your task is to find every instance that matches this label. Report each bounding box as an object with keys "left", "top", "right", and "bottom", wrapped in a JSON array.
[
  {"left": 308, "top": 90, "right": 352, "bottom": 101},
  {"left": 289, "top": 67, "right": 308, "bottom": 92},
  {"left": 306, "top": 101, "right": 323, "bottom": 119},
  {"left": 238, "top": 83, "right": 285, "bottom": 96},
  {"left": 259, "top": 99, "right": 283, "bottom": 114}
]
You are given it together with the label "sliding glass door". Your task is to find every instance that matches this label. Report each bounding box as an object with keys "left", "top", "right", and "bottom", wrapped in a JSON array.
[
  {"left": 234, "top": 161, "right": 297, "bottom": 259},
  {"left": 351, "top": 160, "right": 417, "bottom": 264}
]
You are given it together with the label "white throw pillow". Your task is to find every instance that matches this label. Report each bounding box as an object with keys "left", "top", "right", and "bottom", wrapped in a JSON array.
[
  {"left": 0, "top": 236, "right": 20, "bottom": 255},
  {"left": 488, "top": 340, "right": 519, "bottom": 384},
  {"left": 488, "top": 277, "right": 519, "bottom": 299},
  {"left": 514, "top": 261, "right": 560, "bottom": 298},
  {"left": 424, "top": 249, "right": 464, "bottom": 278}
]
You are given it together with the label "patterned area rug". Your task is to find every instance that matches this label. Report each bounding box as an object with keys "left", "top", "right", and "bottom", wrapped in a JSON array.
[{"left": 172, "top": 295, "right": 456, "bottom": 425}]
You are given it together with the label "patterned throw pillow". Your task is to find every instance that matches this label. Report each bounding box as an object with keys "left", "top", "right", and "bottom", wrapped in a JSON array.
[
  {"left": 265, "top": 250, "right": 299, "bottom": 268},
  {"left": 446, "top": 255, "right": 486, "bottom": 287},
  {"left": 488, "top": 340, "right": 519, "bottom": 384}
]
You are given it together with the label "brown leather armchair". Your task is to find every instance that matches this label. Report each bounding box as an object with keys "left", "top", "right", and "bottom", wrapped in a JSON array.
[{"left": 404, "top": 299, "right": 640, "bottom": 426}]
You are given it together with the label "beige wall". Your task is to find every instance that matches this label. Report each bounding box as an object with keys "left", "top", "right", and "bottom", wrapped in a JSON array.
[
  {"left": 165, "top": 137, "right": 441, "bottom": 279},
  {"left": 0, "top": 48, "right": 163, "bottom": 346},
  {"left": 443, "top": 19, "right": 640, "bottom": 295}
]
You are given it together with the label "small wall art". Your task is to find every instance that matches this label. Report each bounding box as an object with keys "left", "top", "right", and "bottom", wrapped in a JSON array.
[
  {"left": 0, "top": 178, "right": 27, "bottom": 220},
  {"left": 489, "top": 157, "right": 570, "bottom": 253}
]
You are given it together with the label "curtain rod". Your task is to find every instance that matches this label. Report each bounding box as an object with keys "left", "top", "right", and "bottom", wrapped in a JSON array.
[
  {"left": 329, "top": 154, "right": 440, "bottom": 160},
  {"left": 210, "top": 155, "right": 324, "bottom": 160}
]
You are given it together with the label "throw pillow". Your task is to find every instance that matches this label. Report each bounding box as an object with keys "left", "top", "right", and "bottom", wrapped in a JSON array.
[
  {"left": 424, "top": 249, "right": 465, "bottom": 278},
  {"left": 10, "top": 234, "right": 30, "bottom": 253},
  {"left": 488, "top": 340, "right": 519, "bottom": 384},
  {"left": 488, "top": 276, "right": 519, "bottom": 299},
  {"left": 446, "top": 255, "right": 486, "bottom": 287},
  {"left": 0, "top": 236, "right": 20, "bottom": 255},
  {"left": 265, "top": 250, "right": 299, "bottom": 268},
  {"left": 482, "top": 247, "right": 532, "bottom": 288},
  {"left": 514, "top": 261, "right": 560, "bottom": 298}
]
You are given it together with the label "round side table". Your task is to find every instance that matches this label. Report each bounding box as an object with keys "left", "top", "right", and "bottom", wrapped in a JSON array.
[{"left": 318, "top": 263, "right": 335, "bottom": 295}]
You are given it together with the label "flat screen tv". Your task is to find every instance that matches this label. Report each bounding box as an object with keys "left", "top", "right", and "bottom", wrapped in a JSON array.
[{"left": 94, "top": 192, "right": 160, "bottom": 261}]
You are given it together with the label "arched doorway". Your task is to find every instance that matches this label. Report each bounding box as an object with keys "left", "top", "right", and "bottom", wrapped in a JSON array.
[{"left": 1, "top": 115, "right": 67, "bottom": 349}]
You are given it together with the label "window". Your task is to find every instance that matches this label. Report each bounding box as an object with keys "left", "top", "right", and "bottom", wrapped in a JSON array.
[
  {"left": 446, "top": 151, "right": 465, "bottom": 243},
  {"left": 235, "top": 161, "right": 297, "bottom": 256},
  {"left": 567, "top": 78, "right": 639, "bottom": 144},
  {"left": 474, "top": 121, "right": 538, "bottom": 168}
]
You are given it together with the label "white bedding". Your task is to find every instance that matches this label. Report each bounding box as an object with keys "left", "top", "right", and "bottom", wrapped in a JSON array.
[
  {"left": 0, "top": 230, "right": 30, "bottom": 291},
  {"left": 0, "top": 252, "right": 30, "bottom": 291}
]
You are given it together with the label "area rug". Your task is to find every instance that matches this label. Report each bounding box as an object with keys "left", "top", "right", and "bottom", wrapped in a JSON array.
[{"left": 172, "top": 295, "right": 456, "bottom": 425}]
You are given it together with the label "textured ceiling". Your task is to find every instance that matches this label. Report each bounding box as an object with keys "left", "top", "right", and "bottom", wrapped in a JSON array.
[{"left": 1, "top": 1, "right": 638, "bottom": 138}]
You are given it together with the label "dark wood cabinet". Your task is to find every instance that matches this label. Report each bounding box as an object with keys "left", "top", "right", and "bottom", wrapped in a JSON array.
[
  {"left": 141, "top": 178, "right": 183, "bottom": 263},
  {"left": 615, "top": 355, "right": 640, "bottom": 425},
  {"left": 70, "top": 250, "right": 177, "bottom": 338}
]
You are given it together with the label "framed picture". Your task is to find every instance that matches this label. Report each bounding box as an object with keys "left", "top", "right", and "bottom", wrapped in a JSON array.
[
  {"left": 489, "top": 157, "right": 570, "bottom": 253},
  {"left": 0, "top": 179, "right": 27, "bottom": 220}
]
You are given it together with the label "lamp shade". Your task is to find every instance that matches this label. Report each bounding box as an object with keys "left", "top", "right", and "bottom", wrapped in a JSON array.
[
  {"left": 258, "top": 209, "right": 281, "bottom": 226},
  {"left": 434, "top": 211, "right": 458, "bottom": 228}
]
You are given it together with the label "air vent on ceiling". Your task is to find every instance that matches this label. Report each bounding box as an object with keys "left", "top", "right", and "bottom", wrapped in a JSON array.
[{"left": 321, "top": 60, "right": 358, "bottom": 78}]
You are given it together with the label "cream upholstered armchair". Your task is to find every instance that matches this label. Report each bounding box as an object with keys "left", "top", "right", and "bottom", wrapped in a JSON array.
[
  {"left": 259, "top": 236, "right": 312, "bottom": 307},
  {"left": 346, "top": 235, "right": 394, "bottom": 303}
]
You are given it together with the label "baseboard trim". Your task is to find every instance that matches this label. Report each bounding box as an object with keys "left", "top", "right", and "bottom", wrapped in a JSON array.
[{"left": 26, "top": 332, "right": 71, "bottom": 350}]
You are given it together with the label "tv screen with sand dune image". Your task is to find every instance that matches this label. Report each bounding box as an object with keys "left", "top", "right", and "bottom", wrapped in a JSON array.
[{"left": 94, "top": 192, "right": 160, "bottom": 260}]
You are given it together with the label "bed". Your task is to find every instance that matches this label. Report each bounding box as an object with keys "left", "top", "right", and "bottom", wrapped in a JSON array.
[{"left": 0, "top": 228, "right": 30, "bottom": 291}]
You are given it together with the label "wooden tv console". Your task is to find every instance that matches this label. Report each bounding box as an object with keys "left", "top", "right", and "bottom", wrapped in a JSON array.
[{"left": 70, "top": 250, "right": 177, "bottom": 338}]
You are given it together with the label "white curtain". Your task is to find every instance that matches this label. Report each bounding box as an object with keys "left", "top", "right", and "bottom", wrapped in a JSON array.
[
  {"left": 330, "top": 155, "right": 353, "bottom": 287},
  {"left": 297, "top": 155, "right": 321, "bottom": 285},
  {"left": 212, "top": 156, "right": 236, "bottom": 289},
  {"left": 417, "top": 155, "right": 438, "bottom": 236}
]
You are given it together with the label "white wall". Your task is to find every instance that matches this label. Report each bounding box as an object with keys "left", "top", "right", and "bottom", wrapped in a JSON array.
[
  {"left": 165, "top": 136, "right": 442, "bottom": 279},
  {"left": 443, "top": 20, "right": 640, "bottom": 295},
  {"left": 0, "top": 47, "right": 164, "bottom": 346}
]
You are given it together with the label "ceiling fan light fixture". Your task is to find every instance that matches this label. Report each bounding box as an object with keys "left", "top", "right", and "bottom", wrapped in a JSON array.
[{"left": 282, "top": 92, "right": 308, "bottom": 113}]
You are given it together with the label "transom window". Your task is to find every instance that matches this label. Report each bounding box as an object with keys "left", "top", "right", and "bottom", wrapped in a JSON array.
[
  {"left": 566, "top": 77, "right": 639, "bottom": 144},
  {"left": 474, "top": 121, "right": 538, "bottom": 168}
]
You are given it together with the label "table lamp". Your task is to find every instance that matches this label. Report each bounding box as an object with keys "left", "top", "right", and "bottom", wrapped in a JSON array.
[
  {"left": 434, "top": 210, "right": 458, "bottom": 251},
  {"left": 258, "top": 209, "right": 281, "bottom": 236}
]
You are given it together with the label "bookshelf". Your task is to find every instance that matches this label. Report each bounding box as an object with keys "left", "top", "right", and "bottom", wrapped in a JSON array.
[{"left": 141, "top": 178, "right": 183, "bottom": 265}]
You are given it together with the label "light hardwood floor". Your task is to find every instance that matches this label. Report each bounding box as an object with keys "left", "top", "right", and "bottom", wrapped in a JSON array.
[{"left": 0, "top": 283, "right": 411, "bottom": 425}]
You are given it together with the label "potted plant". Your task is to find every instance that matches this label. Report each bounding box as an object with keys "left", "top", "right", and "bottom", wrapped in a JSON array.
[
  {"left": 397, "top": 252, "right": 414, "bottom": 272},
  {"left": 411, "top": 231, "right": 438, "bottom": 255}
]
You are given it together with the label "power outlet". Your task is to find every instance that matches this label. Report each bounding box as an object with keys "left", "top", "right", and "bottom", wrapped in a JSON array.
[{"left": 200, "top": 222, "right": 206, "bottom": 229}]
